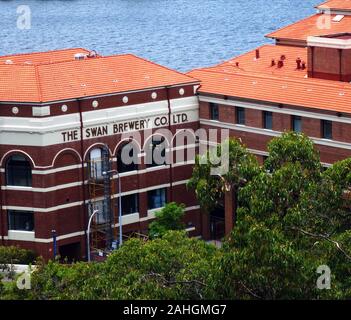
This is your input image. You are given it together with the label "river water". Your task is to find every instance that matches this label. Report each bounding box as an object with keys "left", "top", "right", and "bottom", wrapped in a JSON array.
[{"left": 0, "top": 0, "right": 317, "bottom": 71}]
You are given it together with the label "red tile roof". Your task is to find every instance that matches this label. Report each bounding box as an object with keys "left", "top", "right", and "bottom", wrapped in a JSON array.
[
  {"left": 188, "top": 67, "right": 351, "bottom": 114},
  {"left": 317, "top": 0, "right": 351, "bottom": 11},
  {"left": 187, "top": 44, "right": 351, "bottom": 115},
  {"left": 0, "top": 48, "right": 92, "bottom": 65},
  {"left": 266, "top": 14, "right": 351, "bottom": 41},
  {"left": 207, "top": 45, "right": 308, "bottom": 79},
  {"left": 0, "top": 49, "right": 198, "bottom": 103}
]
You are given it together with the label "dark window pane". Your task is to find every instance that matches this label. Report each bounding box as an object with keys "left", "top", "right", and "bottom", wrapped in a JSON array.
[
  {"left": 322, "top": 120, "right": 333, "bottom": 139},
  {"left": 263, "top": 111, "right": 273, "bottom": 129},
  {"left": 117, "top": 144, "right": 138, "bottom": 173},
  {"left": 121, "top": 194, "right": 139, "bottom": 215},
  {"left": 6, "top": 155, "right": 32, "bottom": 187},
  {"left": 8, "top": 211, "right": 34, "bottom": 231},
  {"left": 292, "top": 116, "right": 302, "bottom": 133},
  {"left": 236, "top": 107, "right": 245, "bottom": 125},
  {"left": 210, "top": 103, "right": 219, "bottom": 121},
  {"left": 146, "top": 137, "right": 166, "bottom": 167},
  {"left": 147, "top": 188, "right": 167, "bottom": 210}
]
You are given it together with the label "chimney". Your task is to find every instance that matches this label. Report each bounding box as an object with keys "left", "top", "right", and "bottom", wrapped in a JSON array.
[
  {"left": 255, "top": 49, "right": 260, "bottom": 59},
  {"left": 296, "top": 57, "right": 302, "bottom": 70},
  {"left": 277, "top": 60, "right": 284, "bottom": 68},
  {"left": 307, "top": 34, "right": 351, "bottom": 82}
]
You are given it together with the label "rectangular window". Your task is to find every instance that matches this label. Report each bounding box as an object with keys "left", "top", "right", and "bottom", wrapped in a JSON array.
[
  {"left": 210, "top": 103, "right": 219, "bottom": 121},
  {"left": 292, "top": 115, "right": 302, "bottom": 133},
  {"left": 236, "top": 107, "right": 245, "bottom": 125},
  {"left": 121, "top": 194, "right": 139, "bottom": 215},
  {"left": 8, "top": 210, "right": 34, "bottom": 231},
  {"left": 322, "top": 120, "right": 333, "bottom": 139},
  {"left": 148, "top": 188, "right": 167, "bottom": 210},
  {"left": 263, "top": 111, "right": 273, "bottom": 129}
]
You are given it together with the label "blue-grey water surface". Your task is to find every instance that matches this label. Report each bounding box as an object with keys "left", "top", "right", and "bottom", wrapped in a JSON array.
[{"left": 0, "top": 0, "right": 317, "bottom": 71}]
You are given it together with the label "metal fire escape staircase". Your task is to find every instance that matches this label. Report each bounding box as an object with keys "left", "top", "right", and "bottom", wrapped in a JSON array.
[{"left": 87, "top": 147, "right": 116, "bottom": 259}]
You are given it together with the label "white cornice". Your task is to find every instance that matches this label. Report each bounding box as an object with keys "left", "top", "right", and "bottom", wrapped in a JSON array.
[
  {"left": 307, "top": 35, "right": 351, "bottom": 49},
  {"left": 199, "top": 95, "right": 351, "bottom": 124},
  {"left": 200, "top": 118, "right": 351, "bottom": 151}
]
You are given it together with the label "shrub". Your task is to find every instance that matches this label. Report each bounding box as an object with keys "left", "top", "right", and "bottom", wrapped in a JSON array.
[{"left": 0, "top": 246, "right": 36, "bottom": 267}]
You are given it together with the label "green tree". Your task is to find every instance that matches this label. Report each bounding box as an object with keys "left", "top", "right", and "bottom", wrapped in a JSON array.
[
  {"left": 149, "top": 202, "right": 186, "bottom": 239},
  {"left": 188, "top": 138, "right": 260, "bottom": 213},
  {"left": 21, "top": 231, "right": 218, "bottom": 300},
  {"left": 4, "top": 132, "right": 351, "bottom": 300},
  {"left": 216, "top": 132, "right": 351, "bottom": 299},
  {"left": 188, "top": 138, "right": 261, "bottom": 234},
  {"left": 264, "top": 131, "right": 321, "bottom": 174}
]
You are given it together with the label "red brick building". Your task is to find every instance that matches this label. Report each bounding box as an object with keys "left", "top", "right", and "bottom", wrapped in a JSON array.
[
  {"left": 188, "top": 0, "right": 351, "bottom": 168},
  {"left": 2, "top": 0, "right": 351, "bottom": 260},
  {"left": 0, "top": 49, "right": 201, "bottom": 260}
]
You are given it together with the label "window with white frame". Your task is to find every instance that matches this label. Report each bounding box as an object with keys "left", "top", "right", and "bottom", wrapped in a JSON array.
[{"left": 8, "top": 210, "right": 34, "bottom": 231}]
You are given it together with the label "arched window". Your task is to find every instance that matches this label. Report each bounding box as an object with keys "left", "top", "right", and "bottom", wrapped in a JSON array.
[
  {"left": 6, "top": 154, "right": 32, "bottom": 187},
  {"left": 146, "top": 136, "right": 166, "bottom": 168},
  {"left": 89, "top": 148, "right": 103, "bottom": 180},
  {"left": 117, "top": 143, "right": 138, "bottom": 173}
]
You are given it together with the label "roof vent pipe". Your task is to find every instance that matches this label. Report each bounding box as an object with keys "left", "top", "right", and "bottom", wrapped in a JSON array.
[
  {"left": 296, "top": 57, "right": 302, "bottom": 70},
  {"left": 271, "top": 59, "right": 275, "bottom": 67},
  {"left": 255, "top": 49, "right": 260, "bottom": 59},
  {"left": 277, "top": 60, "right": 284, "bottom": 68},
  {"left": 301, "top": 61, "right": 306, "bottom": 70}
]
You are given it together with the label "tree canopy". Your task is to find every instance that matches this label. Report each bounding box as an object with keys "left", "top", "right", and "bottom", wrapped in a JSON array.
[
  {"left": 2, "top": 132, "right": 351, "bottom": 300},
  {"left": 149, "top": 202, "right": 186, "bottom": 239}
]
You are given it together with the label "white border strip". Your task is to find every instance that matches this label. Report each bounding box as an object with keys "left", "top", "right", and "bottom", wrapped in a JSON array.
[
  {"left": 199, "top": 95, "right": 351, "bottom": 124},
  {"left": 1, "top": 205, "right": 200, "bottom": 242},
  {"left": 200, "top": 118, "right": 351, "bottom": 151}
]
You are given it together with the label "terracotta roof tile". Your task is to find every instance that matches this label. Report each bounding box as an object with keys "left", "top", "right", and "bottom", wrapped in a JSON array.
[
  {"left": 266, "top": 14, "right": 351, "bottom": 41},
  {"left": 0, "top": 50, "right": 198, "bottom": 103},
  {"left": 207, "top": 45, "right": 308, "bottom": 79},
  {"left": 317, "top": 0, "right": 351, "bottom": 10},
  {"left": 188, "top": 65, "right": 351, "bottom": 115},
  {"left": 0, "top": 48, "right": 91, "bottom": 65}
]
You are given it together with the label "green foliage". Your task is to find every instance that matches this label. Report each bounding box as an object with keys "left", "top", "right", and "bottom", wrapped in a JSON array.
[
  {"left": 234, "top": 131, "right": 351, "bottom": 299},
  {"left": 265, "top": 131, "right": 321, "bottom": 175},
  {"left": 22, "top": 231, "right": 218, "bottom": 300},
  {"left": 215, "top": 214, "right": 319, "bottom": 299},
  {"left": 187, "top": 138, "right": 260, "bottom": 212},
  {"left": 0, "top": 246, "right": 36, "bottom": 267},
  {"left": 4, "top": 132, "right": 351, "bottom": 300},
  {"left": 149, "top": 202, "right": 186, "bottom": 239}
]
